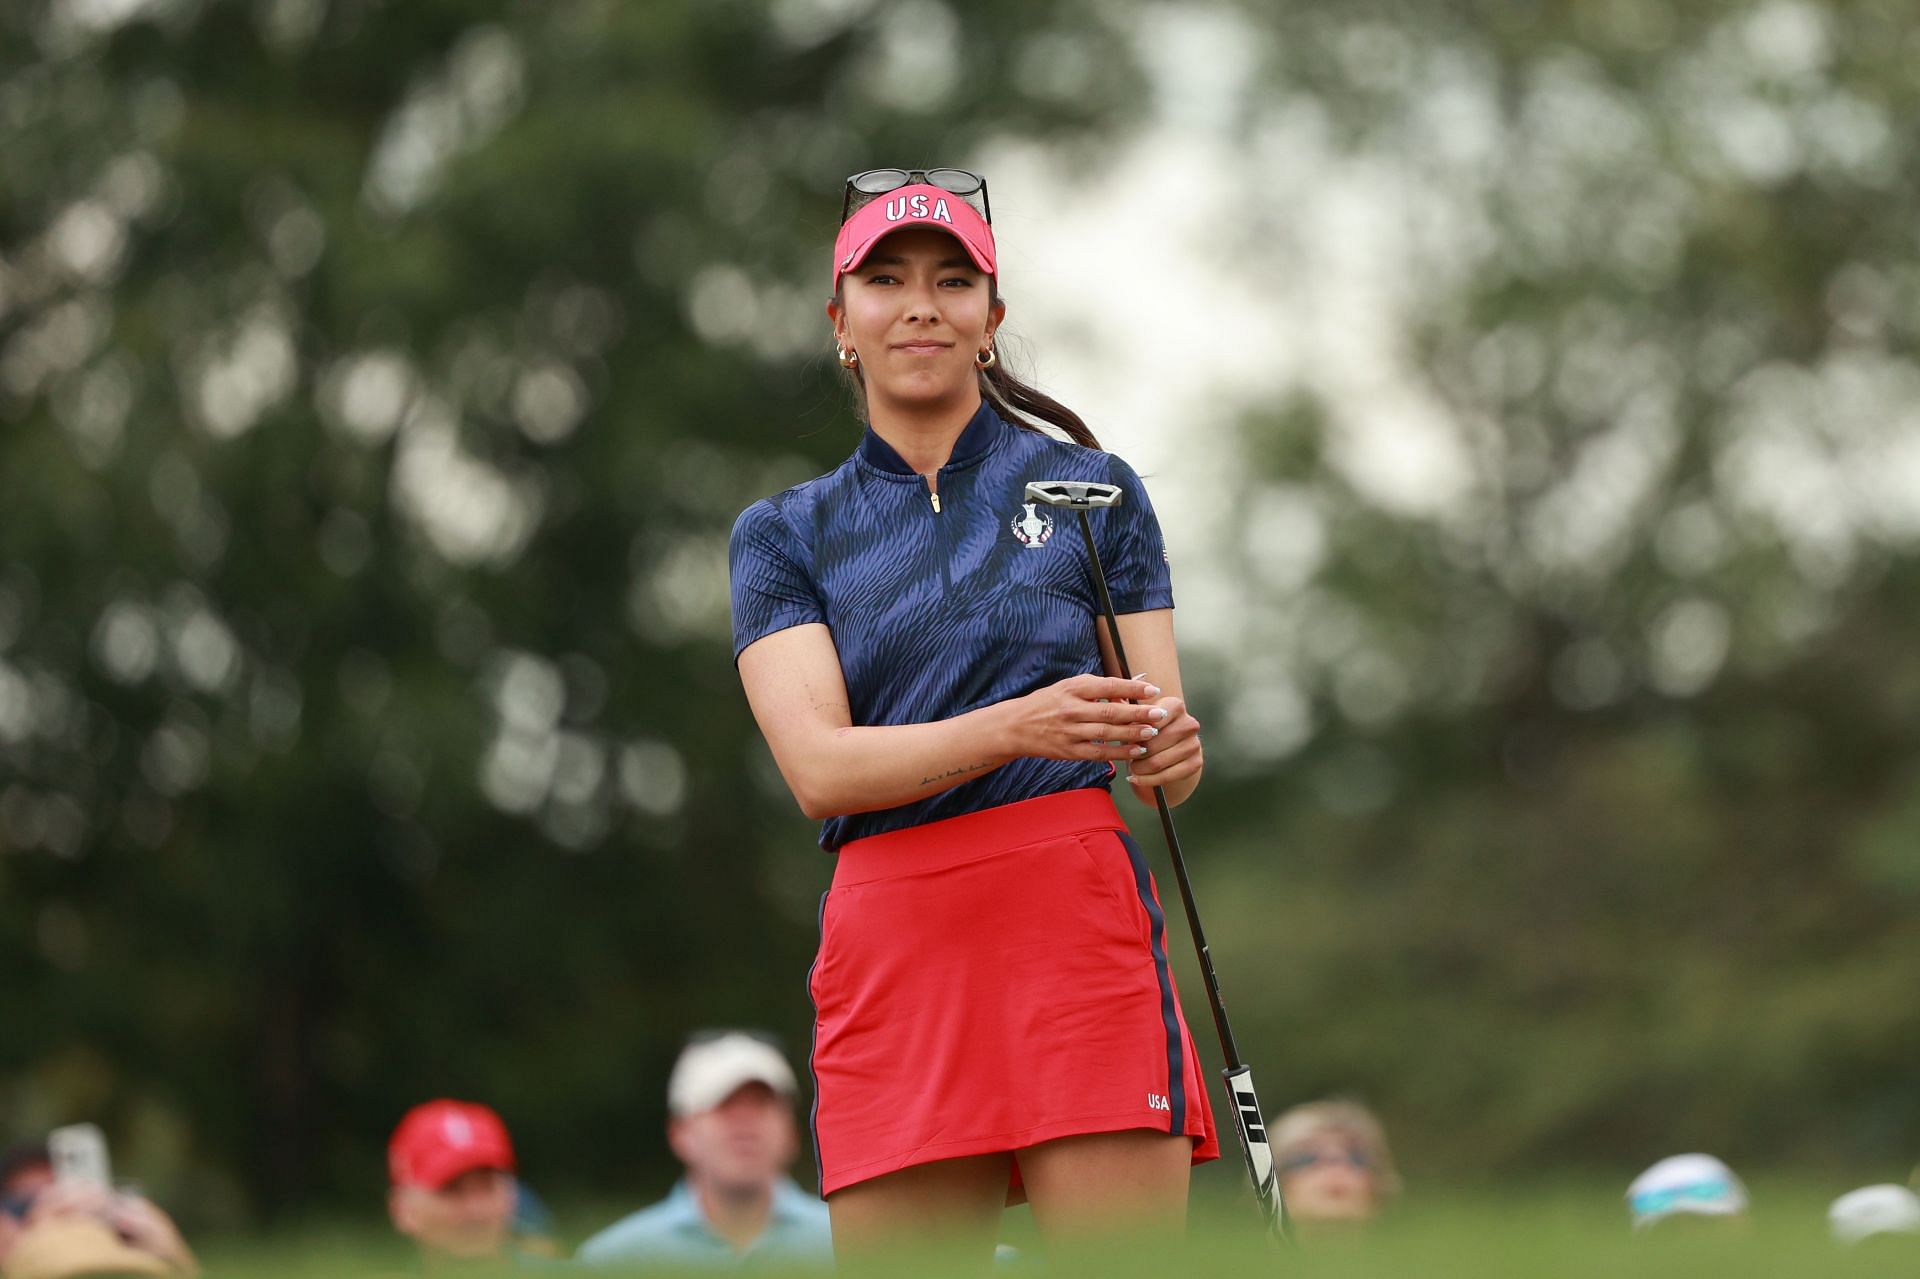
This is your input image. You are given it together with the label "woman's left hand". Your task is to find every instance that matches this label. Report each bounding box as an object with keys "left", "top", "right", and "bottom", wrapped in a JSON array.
[
  {"left": 109, "top": 1195, "right": 198, "bottom": 1275},
  {"left": 1126, "top": 694, "right": 1201, "bottom": 790}
]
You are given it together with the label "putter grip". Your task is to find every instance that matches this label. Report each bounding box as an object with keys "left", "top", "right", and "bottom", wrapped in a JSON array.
[{"left": 1223, "top": 1064, "right": 1289, "bottom": 1243}]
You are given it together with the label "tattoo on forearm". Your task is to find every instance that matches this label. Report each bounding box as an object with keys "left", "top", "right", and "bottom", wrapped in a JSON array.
[{"left": 921, "top": 761, "right": 991, "bottom": 787}]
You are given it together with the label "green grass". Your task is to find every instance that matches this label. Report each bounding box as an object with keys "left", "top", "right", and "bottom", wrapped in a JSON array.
[{"left": 194, "top": 1180, "right": 1920, "bottom": 1276}]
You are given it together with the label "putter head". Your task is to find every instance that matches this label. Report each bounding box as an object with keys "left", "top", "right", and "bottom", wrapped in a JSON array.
[{"left": 1024, "top": 480, "right": 1123, "bottom": 510}]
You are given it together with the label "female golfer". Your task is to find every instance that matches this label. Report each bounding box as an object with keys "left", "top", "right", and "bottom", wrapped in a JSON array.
[{"left": 730, "top": 168, "right": 1217, "bottom": 1260}]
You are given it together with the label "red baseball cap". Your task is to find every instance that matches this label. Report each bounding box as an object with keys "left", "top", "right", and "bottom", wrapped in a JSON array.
[
  {"left": 832, "top": 183, "right": 996, "bottom": 288},
  {"left": 388, "top": 1100, "right": 516, "bottom": 1190}
]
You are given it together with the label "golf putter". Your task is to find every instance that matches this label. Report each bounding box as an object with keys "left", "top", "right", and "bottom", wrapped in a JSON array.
[{"left": 1025, "top": 479, "right": 1288, "bottom": 1245}]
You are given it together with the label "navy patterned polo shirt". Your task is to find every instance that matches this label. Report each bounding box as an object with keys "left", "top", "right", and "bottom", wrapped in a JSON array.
[{"left": 729, "top": 401, "right": 1174, "bottom": 851}]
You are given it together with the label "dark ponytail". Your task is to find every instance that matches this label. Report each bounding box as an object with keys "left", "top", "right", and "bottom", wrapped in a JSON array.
[{"left": 977, "top": 283, "right": 1101, "bottom": 450}]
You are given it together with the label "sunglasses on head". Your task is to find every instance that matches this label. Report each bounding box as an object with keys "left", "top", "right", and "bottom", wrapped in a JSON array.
[
  {"left": 841, "top": 168, "right": 991, "bottom": 224},
  {"left": 1277, "top": 1146, "right": 1375, "bottom": 1176},
  {"left": 685, "top": 1026, "right": 787, "bottom": 1052}
]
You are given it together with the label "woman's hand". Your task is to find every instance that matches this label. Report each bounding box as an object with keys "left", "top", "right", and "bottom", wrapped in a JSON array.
[
  {"left": 109, "top": 1194, "right": 199, "bottom": 1275},
  {"left": 21, "top": 1184, "right": 198, "bottom": 1277},
  {"left": 1125, "top": 693, "right": 1201, "bottom": 793},
  {"left": 1010, "top": 674, "right": 1169, "bottom": 762},
  {"left": 22, "top": 1181, "right": 113, "bottom": 1227}
]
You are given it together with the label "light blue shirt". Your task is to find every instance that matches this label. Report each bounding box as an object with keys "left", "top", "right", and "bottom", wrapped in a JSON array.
[{"left": 575, "top": 1178, "right": 832, "bottom": 1269}]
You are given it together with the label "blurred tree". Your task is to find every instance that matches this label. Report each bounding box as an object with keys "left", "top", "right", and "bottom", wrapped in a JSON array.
[
  {"left": 1186, "top": 0, "right": 1920, "bottom": 1176},
  {"left": 0, "top": 0, "right": 1149, "bottom": 1217}
]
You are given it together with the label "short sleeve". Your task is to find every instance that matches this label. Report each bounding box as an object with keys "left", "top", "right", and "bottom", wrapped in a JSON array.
[
  {"left": 730, "top": 499, "right": 826, "bottom": 660},
  {"left": 1101, "top": 453, "right": 1174, "bottom": 614}
]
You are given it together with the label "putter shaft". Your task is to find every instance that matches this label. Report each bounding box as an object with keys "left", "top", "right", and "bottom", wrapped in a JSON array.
[
  {"left": 1070, "top": 509, "right": 1240, "bottom": 1069},
  {"left": 1069, "top": 508, "right": 1288, "bottom": 1244}
]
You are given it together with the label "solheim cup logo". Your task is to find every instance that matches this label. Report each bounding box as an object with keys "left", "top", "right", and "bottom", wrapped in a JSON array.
[{"left": 1011, "top": 502, "right": 1054, "bottom": 548}]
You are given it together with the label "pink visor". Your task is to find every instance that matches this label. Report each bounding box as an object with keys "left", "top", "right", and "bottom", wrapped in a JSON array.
[{"left": 832, "top": 183, "right": 997, "bottom": 287}]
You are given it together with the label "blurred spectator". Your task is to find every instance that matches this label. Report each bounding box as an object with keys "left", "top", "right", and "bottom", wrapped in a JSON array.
[
  {"left": 1268, "top": 1100, "right": 1400, "bottom": 1230},
  {"left": 1626, "top": 1153, "right": 1748, "bottom": 1231},
  {"left": 0, "top": 1140, "right": 198, "bottom": 1278},
  {"left": 3, "top": 1217, "right": 172, "bottom": 1279},
  {"left": 0, "top": 1144, "right": 52, "bottom": 1263},
  {"left": 1829, "top": 1184, "right": 1920, "bottom": 1247},
  {"left": 0, "top": 1144, "right": 54, "bottom": 1206},
  {"left": 576, "top": 1031, "right": 830, "bottom": 1269},
  {"left": 388, "top": 1100, "right": 557, "bottom": 1270}
]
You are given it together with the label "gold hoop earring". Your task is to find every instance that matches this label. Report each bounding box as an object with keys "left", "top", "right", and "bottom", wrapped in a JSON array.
[
  {"left": 976, "top": 347, "right": 997, "bottom": 369},
  {"left": 838, "top": 346, "right": 859, "bottom": 370}
]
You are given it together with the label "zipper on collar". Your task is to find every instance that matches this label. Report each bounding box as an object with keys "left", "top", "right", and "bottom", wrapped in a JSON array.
[{"left": 926, "top": 474, "right": 951, "bottom": 592}]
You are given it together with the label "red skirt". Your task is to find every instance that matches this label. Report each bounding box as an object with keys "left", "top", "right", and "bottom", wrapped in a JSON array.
[{"left": 808, "top": 788, "right": 1220, "bottom": 1197}]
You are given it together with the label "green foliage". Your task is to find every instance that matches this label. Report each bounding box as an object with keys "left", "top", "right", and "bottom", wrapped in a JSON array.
[
  {"left": 0, "top": 0, "right": 1147, "bottom": 1216},
  {"left": 1191, "top": 0, "right": 1920, "bottom": 1179}
]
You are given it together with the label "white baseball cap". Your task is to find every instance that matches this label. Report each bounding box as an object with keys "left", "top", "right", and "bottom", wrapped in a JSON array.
[
  {"left": 1627, "top": 1154, "right": 1748, "bottom": 1229},
  {"left": 1829, "top": 1184, "right": 1920, "bottom": 1245},
  {"left": 667, "top": 1032, "right": 798, "bottom": 1117}
]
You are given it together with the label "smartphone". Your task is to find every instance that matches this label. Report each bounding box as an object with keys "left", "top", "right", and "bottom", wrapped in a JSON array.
[{"left": 48, "top": 1123, "right": 112, "bottom": 1188}]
